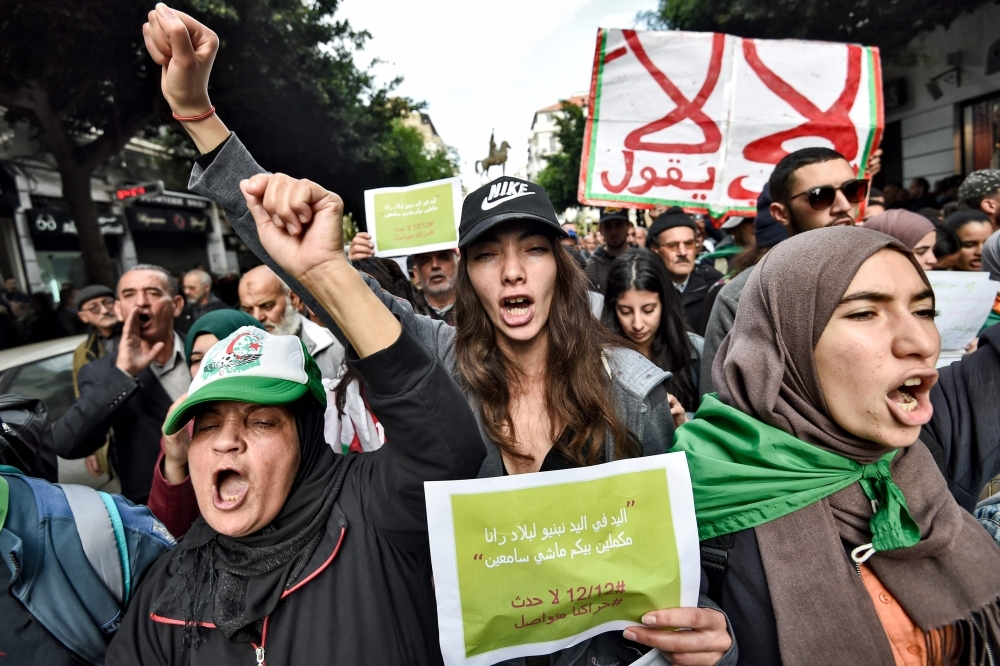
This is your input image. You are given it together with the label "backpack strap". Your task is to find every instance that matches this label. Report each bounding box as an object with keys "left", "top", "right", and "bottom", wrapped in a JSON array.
[
  {"left": 61, "top": 484, "right": 129, "bottom": 605},
  {"left": 0, "top": 475, "right": 8, "bottom": 533},
  {"left": 700, "top": 532, "right": 737, "bottom": 601}
]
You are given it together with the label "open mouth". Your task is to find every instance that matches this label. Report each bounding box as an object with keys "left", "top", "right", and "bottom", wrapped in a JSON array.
[
  {"left": 885, "top": 371, "right": 938, "bottom": 426},
  {"left": 137, "top": 313, "right": 151, "bottom": 325},
  {"left": 500, "top": 295, "right": 534, "bottom": 327},
  {"left": 212, "top": 468, "right": 249, "bottom": 511}
]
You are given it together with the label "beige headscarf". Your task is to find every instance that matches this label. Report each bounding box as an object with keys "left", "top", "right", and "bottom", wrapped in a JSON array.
[
  {"left": 714, "top": 226, "right": 1000, "bottom": 665},
  {"left": 863, "top": 209, "right": 937, "bottom": 250}
]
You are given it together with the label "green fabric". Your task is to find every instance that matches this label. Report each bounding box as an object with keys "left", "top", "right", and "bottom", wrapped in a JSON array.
[
  {"left": 701, "top": 244, "right": 744, "bottom": 261},
  {"left": 184, "top": 309, "right": 265, "bottom": 367},
  {"left": 672, "top": 394, "right": 920, "bottom": 552},
  {"left": 978, "top": 309, "right": 1000, "bottom": 336},
  {"left": 0, "top": 466, "right": 24, "bottom": 533}
]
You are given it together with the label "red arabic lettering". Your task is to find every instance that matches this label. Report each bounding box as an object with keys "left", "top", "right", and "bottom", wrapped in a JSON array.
[
  {"left": 628, "top": 165, "right": 716, "bottom": 195},
  {"left": 741, "top": 40, "right": 862, "bottom": 164},
  {"left": 727, "top": 175, "right": 760, "bottom": 202},
  {"left": 601, "top": 151, "right": 634, "bottom": 194},
  {"left": 621, "top": 30, "right": 724, "bottom": 155},
  {"left": 601, "top": 151, "right": 714, "bottom": 196}
]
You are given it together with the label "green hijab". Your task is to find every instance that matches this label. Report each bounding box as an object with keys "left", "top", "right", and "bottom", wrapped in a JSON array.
[{"left": 184, "top": 310, "right": 264, "bottom": 366}]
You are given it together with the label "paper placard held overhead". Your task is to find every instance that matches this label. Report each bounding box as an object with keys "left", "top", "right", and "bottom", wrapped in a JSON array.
[
  {"left": 579, "top": 29, "right": 883, "bottom": 222},
  {"left": 425, "top": 453, "right": 700, "bottom": 666},
  {"left": 364, "top": 177, "right": 462, "bottom": 257},
  {"left": 928, "top": 272, "right": 999, "bottom": 352}
]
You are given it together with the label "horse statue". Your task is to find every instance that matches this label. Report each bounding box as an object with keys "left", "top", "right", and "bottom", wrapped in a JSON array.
[{"left": 475, "top": 131, "right": 510, "bottom": 178}]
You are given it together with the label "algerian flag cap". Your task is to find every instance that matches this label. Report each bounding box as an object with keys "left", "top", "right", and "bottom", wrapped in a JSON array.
[{"left": 163, "top": 326, "right": 326, "bottom": 435}]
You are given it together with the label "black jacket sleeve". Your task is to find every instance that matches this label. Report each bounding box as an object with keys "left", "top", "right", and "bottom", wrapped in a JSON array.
[
  {"left": 348, "top": 328, "right": 484, "bottom": 552},
  {"left": 922, "top": 323, "right": 1000, "bottom": 511},
  {"left": 50, "top": 354, "right": 138, "bottom": 459}
]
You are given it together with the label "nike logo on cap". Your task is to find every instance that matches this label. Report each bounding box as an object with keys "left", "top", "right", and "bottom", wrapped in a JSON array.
[{"left": 481, "top": 181, "right": 535, "bottom": 211}]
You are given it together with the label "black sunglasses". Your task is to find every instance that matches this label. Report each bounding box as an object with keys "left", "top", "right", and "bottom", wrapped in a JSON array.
[{"left": 783, "top": 179, "right": 870, "bottom": 210}]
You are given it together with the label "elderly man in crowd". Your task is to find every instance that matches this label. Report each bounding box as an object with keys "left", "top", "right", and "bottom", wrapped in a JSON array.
[
  {"left": 175, "top": 268, "right": 229, "bottom": 332},
  {"left": 52, "top": 264, "right": 188, "bottom": 503},
  {"left": 238, "top": 264, "right": 343, "bottom": 378},
  {"left": 71, "top": 284, "right": 122, "bottom": 478},
  {"left": 348, "top": 231, "right": 459, "bottom": 324}
]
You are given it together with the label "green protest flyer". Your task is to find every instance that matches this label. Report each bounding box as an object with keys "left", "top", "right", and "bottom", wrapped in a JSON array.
[
  {"left": 363, "top": 177, "right": 461, "bottom": 257},
  {"left": 425, "top": 453, "right": 699, "bottom": 666}
]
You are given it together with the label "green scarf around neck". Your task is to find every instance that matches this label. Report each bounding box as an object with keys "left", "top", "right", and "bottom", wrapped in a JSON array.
[{"left": 672, "top": 395, "right": 920, "bottom": 553}]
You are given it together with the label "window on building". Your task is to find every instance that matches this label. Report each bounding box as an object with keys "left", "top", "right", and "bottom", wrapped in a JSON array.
[
  {"left": 963, "top": 93, "right": 1000, "bottom": 173},
  {"left": 873, "top": 120, "right": 902, "bottom": 190}
]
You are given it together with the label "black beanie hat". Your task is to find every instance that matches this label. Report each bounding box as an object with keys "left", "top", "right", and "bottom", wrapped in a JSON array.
[{"left": 648, "top": 207, "right": 697, "bottom": 242}]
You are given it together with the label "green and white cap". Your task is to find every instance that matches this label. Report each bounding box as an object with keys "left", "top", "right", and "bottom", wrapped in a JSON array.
[{"left": 163, "top": 326, "right": 326, "bottom": 435}]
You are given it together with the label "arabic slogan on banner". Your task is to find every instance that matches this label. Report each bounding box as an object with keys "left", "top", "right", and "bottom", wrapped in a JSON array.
[
  {"left": 363, "top": 177, "right": 461, "bottom": 257},
  {"left": 425, "top": 453, "right": 700, "bottom": 666},
  {"left": 579, "top": 29, "right": 883, "bottom": 222}
]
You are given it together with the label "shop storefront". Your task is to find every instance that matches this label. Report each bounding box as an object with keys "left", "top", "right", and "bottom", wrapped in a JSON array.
[
  {"left": 26, "top": 208, "right": 125, "bottom": 299},
  {"left": 125, "top": 196, "right": 212, "bottom": 276}
]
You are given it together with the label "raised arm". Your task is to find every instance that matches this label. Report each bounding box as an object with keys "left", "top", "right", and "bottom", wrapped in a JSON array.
[
  {"left": 241, "top": 173, "right": 484, "bottom": 542},
  {"left": 145, "top": 4, "right": 456, "bottom": 361}
]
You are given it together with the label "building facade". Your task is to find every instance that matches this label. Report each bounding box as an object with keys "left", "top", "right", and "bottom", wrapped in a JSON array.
[
  {"left": 0, "top": 115, "right": 239, "bottom": 300},
  {"left": 880, "top": 3, "right": 1000, "bottom": 187},
  {"left": 526, "top": 93, "right": 588, "bottom": 182}
]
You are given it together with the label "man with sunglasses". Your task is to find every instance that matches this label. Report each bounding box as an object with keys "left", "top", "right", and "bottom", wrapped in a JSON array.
[
  {"left": 768, "top": 147, "right": 869, "bottom": 233},
  {"left": 700, "top": 147, "right": 870, "bottom": 395}
]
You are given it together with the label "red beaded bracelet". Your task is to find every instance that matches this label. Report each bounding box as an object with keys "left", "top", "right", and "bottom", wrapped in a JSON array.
[{"left": 172, "top": 106, "right": 216, "bottom": 122}]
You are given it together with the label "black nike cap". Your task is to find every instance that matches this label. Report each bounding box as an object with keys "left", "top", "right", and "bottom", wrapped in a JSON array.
[{"left": 458, "top": 177, "right": 567, "bottom": 248}]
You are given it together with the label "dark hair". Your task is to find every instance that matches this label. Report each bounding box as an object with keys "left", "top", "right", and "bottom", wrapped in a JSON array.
[
  {"left": 768, "top": 147, "right": 848, "bottom": 203},
  {"left": 335, "top": 258, "right": 426, "bottom": 416},
  {"left": 944, "top": 209, "right": 991, "bottom": 235},
  {"left": 934, "top": 227, "right": 960, "bottom": 260},
  {"left": 453, "top": 229, "right": 638, "bottom": 467},
  {"left": 911, "top": 177, "right": 930, "bottom": 192},
  {"left": 602, "top": 250, "right": 697, "bottom": 410}
]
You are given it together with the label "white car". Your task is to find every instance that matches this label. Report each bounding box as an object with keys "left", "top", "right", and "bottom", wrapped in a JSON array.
[{"left": 0, "top": 335, "right": 119, "bottom": 490}]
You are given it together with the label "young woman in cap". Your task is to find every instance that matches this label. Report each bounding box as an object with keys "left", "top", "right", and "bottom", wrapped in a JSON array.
[
  {"left": 673, "top": 226, "right": 1000, "bottom": 665},
  {"left": 143, "top": 7, "right": 735, "bottom": 664},
  {"left": 107, "top": 214, "right": 486, "bottom": 663},
  {"left": 602, "top": 249, "right": 702, "bottom": 424}
]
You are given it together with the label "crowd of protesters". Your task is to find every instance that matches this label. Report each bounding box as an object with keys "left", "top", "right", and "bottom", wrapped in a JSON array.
[{"left": 2, "top": 4, "right": 1000, "bottom": 666}]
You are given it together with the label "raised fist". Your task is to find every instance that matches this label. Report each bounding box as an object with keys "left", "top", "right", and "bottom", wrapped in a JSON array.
[
  {"left": 240, "top": 174, "right": 348, "bottom": 286},
  {"left": 143, "top": 3, "right": 218, "bottom": 117}
]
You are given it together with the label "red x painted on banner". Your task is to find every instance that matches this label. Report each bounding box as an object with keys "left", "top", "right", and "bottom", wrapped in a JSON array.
[
  {"left": 741, "top": 40, "right": 862, "bottom": 164},
  {"left": 619, "top": 30, "right": 725, "bottom": 155}
]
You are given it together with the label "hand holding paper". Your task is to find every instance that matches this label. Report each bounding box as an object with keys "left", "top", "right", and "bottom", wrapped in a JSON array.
[{"left": 425, "top": 453, "right": 701, "bottom": 666}]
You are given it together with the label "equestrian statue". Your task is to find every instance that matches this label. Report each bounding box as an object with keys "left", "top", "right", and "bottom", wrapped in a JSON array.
[{"left": 476, "top": 130, "right": 510, "bottom": 178}]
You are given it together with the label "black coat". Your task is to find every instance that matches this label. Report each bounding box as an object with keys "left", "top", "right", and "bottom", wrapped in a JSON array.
[
  {"left": 51, "top": 352, "right": 176, "bottom": 503},
  {"left": 702, "top": 324, "right": 1000, "bottom": 665},
  {"left": 106, "top": 329, "right": 486, "bottom": 665},
  {"left": 679, "top": 264, "right": 723, "bottom": 334}
]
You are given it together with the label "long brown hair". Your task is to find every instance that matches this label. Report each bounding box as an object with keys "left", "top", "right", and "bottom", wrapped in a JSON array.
[{"left": 454, "top": 233, "right": 639, "bottom": 466}]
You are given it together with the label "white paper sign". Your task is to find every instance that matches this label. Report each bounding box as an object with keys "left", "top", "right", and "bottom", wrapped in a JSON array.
[
  {"left": 928, "top": 272, "right": 999, "bottom": 351},
  {"left": 579, "top": 29, "right": 883, "bottom": 222},
  {"left": 424, "top": 453, "right": 700, "bottom": 666},
  {"left": 363, "top": 177, "right": 462, "bottom": 258}
]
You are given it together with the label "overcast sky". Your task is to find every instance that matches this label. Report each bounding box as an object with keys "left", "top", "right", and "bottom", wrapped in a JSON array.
[{"left": 338, "top": 0, "right": 658, "bottom": 187}]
